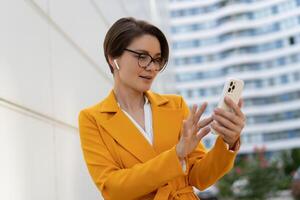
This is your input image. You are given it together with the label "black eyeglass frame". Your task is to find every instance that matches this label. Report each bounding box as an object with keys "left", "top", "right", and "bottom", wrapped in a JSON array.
[{"left": 124, "top": 48, "right": 166, "bottom": 72}]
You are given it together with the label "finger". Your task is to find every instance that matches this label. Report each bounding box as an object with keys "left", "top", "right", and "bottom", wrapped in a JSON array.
[
  {"left": 196, "top": 126, "right": 210, "bottom": 141},
  {"left": 194, "top": 116, "right": 212, "bottom": 137},
  {"left": 238, "top": 98, "right": 244, "bottom": 108},
  {"left": 214, "top": 108, "right": 244, "bottom": 126},
  {"left": 194, "top": 102, "right": 208, "bottom": 124},
  {"left": 196, "top": 116, "right": 213, "bottom": 130},
  {"left": 212, "top": 113, "right": 239, "bottom": 132},
  {"left": 224, "top": 96, "right": 244, "bottom": 119},
  {"left": 211, "top": 121, "right": 234, "bottom": 139},
  {"left": 185, "top": 105, "right": 197, "bottom": 130},
  {"left": 182, "top": 120, "right": 190, "bottom": 137},
  {"left": 189, "top": 104, "right": 198, "bottom": 124}
]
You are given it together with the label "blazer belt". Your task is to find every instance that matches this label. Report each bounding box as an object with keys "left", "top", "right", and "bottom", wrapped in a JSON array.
[{"left": 154, "top": 184, "right": 194, "bottom": 200}]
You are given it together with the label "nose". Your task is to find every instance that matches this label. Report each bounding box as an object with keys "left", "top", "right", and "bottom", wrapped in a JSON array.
[{"left": 145, "top": 61, "right": 159, "bottom": 71}]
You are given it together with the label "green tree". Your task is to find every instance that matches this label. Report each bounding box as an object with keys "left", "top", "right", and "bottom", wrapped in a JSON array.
[{"left": 218, "top": 147, "right": 291, "bottom": 200}]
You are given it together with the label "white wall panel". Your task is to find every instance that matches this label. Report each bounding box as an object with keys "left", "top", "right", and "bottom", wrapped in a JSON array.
[
  {"left": 0, "top": 106, "right": 56, "bottom": 200},
  {"left": 0, "top": 0, "right": 53, "bottom": 116},
  {"left": 50, "top": 27, "right": 112, "bottom": 127},
  {"left": 49, "top": 0, "right": 110, "bottom": 75},
  {"left": 54, "top": 127, "right": 101, "bottom": 200},
  {"left": 0, "top": 0, "right": 155, "bottom": 199},
  {"left": 32, "top": 0, "right": 49, "bottom": 12}
]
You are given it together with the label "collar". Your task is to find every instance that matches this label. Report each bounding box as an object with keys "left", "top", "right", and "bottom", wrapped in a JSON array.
[
  {"left": 116, "top": 94, "right": 149, "bottom": 107},
  {"left": 99, "top": 90, "right": 169, "bottom": 113}
]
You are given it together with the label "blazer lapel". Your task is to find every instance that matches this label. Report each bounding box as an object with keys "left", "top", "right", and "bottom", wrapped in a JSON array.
[
  {"left": 97, "top": 90, "right": 156, "bottom": 163},
  {"left": 96, "top": 90, "right": 183, "bottom": 163},
  {"left": 145, "top": 91, "right": 183, "bottom": 154}
]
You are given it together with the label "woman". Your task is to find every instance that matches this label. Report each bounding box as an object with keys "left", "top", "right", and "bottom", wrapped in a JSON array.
[{"left": 78, "top": 17, "right": 245, "bottom": 200}]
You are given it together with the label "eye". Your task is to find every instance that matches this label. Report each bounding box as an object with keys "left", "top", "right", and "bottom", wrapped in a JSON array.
[
  {"left": 139, "top": 54, "right": 149, "bottom": 61},
  {"left": 139, "top": 54, "right": 148, "bottom": 58},
  {"left": 154, "top": 58, "right": 163, "bottom": 65}
]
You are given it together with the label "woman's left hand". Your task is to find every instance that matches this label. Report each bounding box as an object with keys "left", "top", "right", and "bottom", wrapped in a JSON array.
[{"left": 211, "top": 96, "right": 246, "bottom": 149}]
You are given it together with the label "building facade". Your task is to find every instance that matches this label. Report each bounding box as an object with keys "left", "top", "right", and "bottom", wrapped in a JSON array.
[{"left": 169, "top": 0, "right": 300, "bottom": 153}]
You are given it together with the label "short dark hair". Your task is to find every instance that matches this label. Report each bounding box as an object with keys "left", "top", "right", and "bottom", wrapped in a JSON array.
[{"left": 103, "top": 17, "right": 169, "bottom": 74}]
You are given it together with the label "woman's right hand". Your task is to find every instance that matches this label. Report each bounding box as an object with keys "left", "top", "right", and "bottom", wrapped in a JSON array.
[{"left": 176, "top": 103, "right": 213, "bottom": 160}]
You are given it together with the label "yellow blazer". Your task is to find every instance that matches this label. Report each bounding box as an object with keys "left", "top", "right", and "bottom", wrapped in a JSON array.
[{"left": 78, "top": 90, "right": 238, "bottom": 200}]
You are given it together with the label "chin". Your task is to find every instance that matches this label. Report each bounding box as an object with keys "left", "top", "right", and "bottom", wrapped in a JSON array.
[{"left": 138, "top": 84, "right": 152, "bottom": 92}]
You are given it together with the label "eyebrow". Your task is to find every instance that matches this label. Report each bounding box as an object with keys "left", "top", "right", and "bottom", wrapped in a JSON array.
[{"left": 135, "top": 49, "right": 161, "bottom": 56}]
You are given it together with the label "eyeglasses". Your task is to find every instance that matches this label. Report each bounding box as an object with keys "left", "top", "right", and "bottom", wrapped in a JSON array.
[{"left": 124, "top": 48, "right": 166, "bottom": 72}]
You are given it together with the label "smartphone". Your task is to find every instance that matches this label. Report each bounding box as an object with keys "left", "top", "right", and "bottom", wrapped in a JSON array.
[{"left": 211, "top": 78, "right": 244, "bottom": 134}]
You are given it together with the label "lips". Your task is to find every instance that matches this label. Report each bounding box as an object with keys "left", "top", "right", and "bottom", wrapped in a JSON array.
[{"left": 139, "top": 75, "right": 153, "bottom": 80}]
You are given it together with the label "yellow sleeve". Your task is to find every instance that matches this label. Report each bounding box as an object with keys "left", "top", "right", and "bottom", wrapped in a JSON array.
[
  {"left": 78, "top": 110, "right": 186, "bottom": 200},
  {"left": 180, "top": 97, "right": 237, "bottom": 190}
]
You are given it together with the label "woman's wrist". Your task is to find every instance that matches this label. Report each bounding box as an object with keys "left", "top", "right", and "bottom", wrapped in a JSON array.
[
  {"left": 229, "top": 138, "right": 240, "bottom": 151},
  {"left": 175, "top": 144, "right": 185, "bottom": 161}
]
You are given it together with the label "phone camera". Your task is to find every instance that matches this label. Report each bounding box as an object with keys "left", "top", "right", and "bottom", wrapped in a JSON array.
[{"left": 228, "top": 81, "right": 236, "bottom": 93}]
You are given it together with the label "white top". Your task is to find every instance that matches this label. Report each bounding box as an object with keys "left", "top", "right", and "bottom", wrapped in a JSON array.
[
  {"left": 117, "top": 95, "right": 187, "bottom": 172},
  {"left": 119, "top": 96, "right": 153, "bottom": 145}
]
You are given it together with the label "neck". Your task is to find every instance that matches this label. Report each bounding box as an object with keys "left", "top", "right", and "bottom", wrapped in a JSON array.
[{"left": 113, "top": 84, "right": 145, "bottom": 111}]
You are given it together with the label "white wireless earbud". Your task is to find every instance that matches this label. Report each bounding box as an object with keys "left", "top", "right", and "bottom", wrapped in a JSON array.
[{"left": 113, "top": 59, "right": 120, "bottom": 70}]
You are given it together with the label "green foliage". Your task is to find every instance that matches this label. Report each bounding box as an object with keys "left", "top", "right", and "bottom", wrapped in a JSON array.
[
  {"left": 218, "top": 148, "right": 300, "bottom": 200},
  {"left": 291, "top": 149, "right": 300, "bottom": 171},
  {"left": 242, "top": 160, "right": 279, "bottom": 200},
  {"left": 281, "top": 149, "right": 300, "bottom": 176}
]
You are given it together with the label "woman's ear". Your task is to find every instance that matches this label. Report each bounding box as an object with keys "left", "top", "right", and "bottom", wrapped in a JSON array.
[
  {"left": 113, "top": 59, "right": 120, "bottom": 70},
  {"left": 108, "top": 56, "right": 115, "bottom": 68},
  {"left": 108, "top": 56, "right": 120, "bottom": 71}
]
